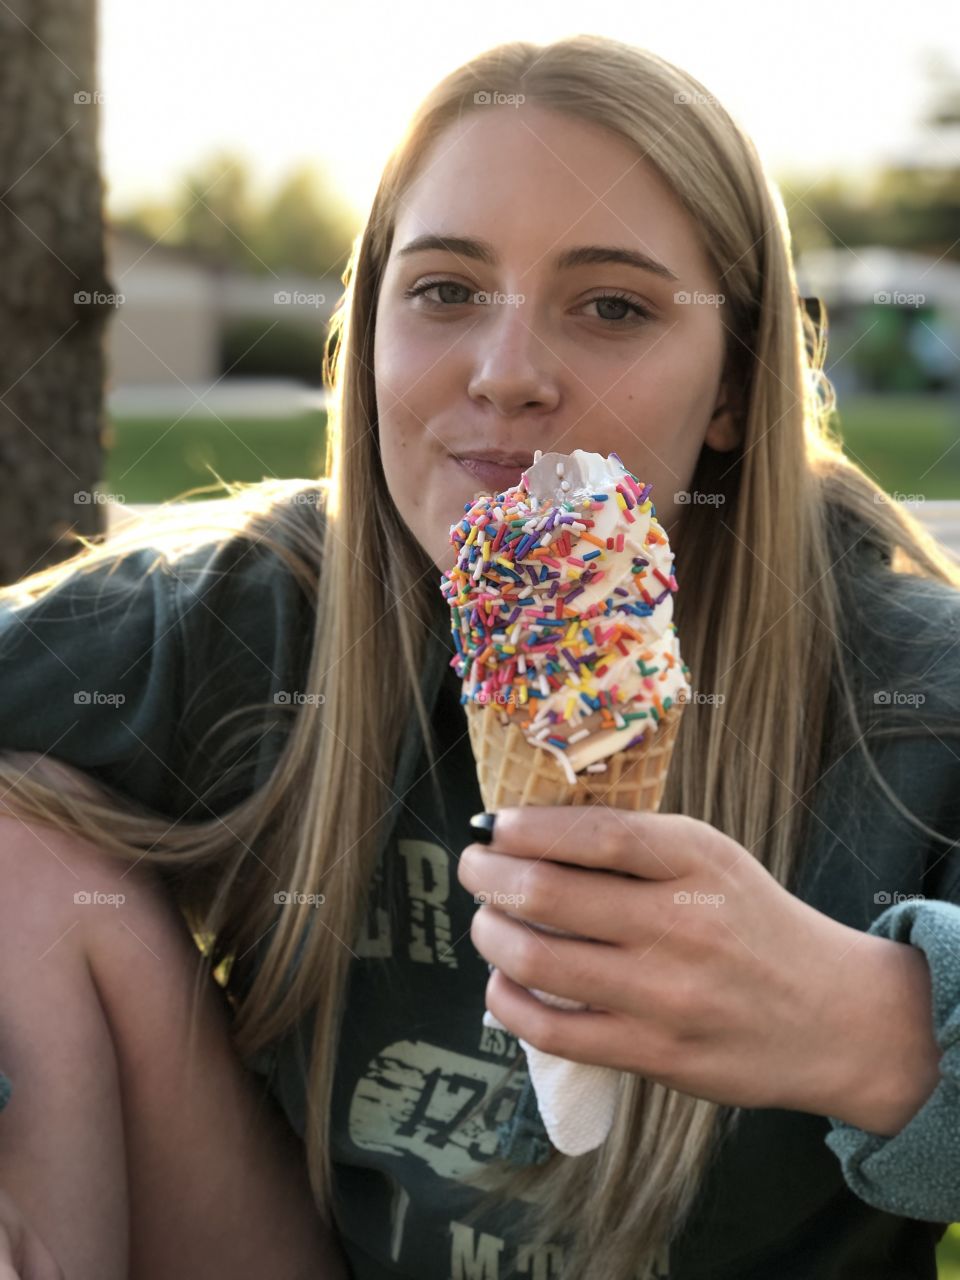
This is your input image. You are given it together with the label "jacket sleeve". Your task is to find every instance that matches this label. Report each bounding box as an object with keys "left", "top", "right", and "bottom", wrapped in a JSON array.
[
  {"left": 823, "top": 895, "right": 960, "bottom": 1221},
  {"left": 0, "top": 545, "right": 190, "bottom": 817},
  {"left": 0, "top": 507, "right": 321, "bottom": 823}
]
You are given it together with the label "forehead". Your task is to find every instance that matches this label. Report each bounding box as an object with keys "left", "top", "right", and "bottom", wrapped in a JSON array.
[{"left": 390, "top": 104, "right": 708, "bottom": 277}]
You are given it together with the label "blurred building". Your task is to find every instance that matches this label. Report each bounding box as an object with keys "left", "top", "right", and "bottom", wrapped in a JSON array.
[
  {"left": 104, "top": 225, "right": 337, "bottom": 412},
  {"left": 796, "top": 246, "right": 960, "bottom": 397}
]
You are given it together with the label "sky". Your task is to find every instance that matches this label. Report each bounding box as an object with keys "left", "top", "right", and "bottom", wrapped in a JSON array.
[{"left": 99, "top": 0, "right": 959, "bottom": 220}]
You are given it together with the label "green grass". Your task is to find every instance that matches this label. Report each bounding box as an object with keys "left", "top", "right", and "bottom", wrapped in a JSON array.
[
  {"left": 939, "top": 1223, "right": 960, "bottom": 1278},
  {"left": 833, "top": 394, "right": 960, "bottom": 499},
  {"left": 102, "top": 397, "right": 960, "bottom": 507},
  {"left": 102, "top": 396, "right": 960, "bottom": 508},
  {"left": 104, "top": 412, "right": 327, "bottom": 504}
]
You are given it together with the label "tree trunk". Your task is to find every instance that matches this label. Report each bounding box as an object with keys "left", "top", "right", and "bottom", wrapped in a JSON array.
[{"left": 0, "top": 0, "right": 112, "bottom": 585}]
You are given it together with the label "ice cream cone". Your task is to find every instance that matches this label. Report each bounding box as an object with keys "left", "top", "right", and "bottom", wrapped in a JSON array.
[
  {"left": 466, "top": 697, "right": 684, "bottom": 814},
  {"left": 442, "top": 448, "right": 693, "bottom": 1156}
]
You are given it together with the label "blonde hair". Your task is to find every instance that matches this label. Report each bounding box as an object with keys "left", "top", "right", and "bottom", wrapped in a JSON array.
[{"left": 1, "top": 34, "right": 958, "bottom": 1280}]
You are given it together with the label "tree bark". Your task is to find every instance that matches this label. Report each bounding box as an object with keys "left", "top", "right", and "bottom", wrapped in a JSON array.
[{"left": 0, "top": 0, "right": 112, "bottom": 585}]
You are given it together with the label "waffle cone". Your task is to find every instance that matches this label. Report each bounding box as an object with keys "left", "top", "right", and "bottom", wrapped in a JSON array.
[{"left": 466, "top": 699, "right": 684, "bottom": 813}]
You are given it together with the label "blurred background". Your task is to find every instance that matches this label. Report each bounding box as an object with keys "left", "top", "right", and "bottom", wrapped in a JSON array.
[
  {"left": 0, "top": 0, "right": 958, "bottom": 1261},
  {"left": 3, "top": 0, "right": 960, "bottom": 578}
]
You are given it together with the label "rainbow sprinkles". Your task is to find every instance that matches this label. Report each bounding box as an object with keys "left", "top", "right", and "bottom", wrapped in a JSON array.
[{"left": 440, "top": 448, "right": 692, "bottom": 784}]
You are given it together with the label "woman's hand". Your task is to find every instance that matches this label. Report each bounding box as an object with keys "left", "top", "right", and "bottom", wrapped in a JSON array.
[
  {"left": 458, "top": 806, "right": 941, "bottom": 1132},
  {"left": 0, "top": 1189, "right": 64, "bottom": 1279}
]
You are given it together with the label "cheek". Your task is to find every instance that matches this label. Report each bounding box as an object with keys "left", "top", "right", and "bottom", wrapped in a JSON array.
[{"left": 379, "top": 418, "right": 422, "bottom": 523}]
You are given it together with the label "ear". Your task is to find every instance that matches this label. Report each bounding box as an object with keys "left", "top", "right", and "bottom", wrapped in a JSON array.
[{"left": 703, "top": 379, "right": 742, "bottom": 453}]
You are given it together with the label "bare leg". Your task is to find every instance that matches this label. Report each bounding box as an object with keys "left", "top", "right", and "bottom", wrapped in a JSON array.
[{"left": 0, "top": 801, "right": 349, "bottom": 1279}]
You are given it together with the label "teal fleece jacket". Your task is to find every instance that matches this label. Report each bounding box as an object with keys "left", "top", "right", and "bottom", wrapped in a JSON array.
[{"left": 0, "top": 485, "right": 957, "bottom": 1278}]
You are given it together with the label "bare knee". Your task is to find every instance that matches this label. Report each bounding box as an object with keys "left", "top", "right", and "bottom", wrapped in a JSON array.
[{"left": 0, "top": 762, "right": 198, "bottom": 1025}]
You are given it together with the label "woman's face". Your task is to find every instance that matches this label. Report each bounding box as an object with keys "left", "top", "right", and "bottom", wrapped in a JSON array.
[{"left": 374, "top": 103, "right": 740, "bottom": 574}]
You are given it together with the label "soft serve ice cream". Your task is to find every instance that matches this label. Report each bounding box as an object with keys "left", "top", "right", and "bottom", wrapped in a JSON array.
[{"left": 440, "top": 448, "right": 691, "bottom": 783}]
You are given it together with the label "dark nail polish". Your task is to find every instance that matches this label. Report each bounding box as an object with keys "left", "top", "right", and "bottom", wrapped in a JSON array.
[{"left": 469, "top": 812, "right": 497, "bottom": 844}]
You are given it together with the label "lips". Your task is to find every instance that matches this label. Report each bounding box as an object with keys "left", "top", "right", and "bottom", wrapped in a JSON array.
[{"left": 454, "top": 455, "right": 532, "bottom": 495}]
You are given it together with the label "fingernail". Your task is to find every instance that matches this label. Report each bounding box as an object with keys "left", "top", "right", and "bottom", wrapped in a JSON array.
[{"left": 469, "top": 812, "right": 497, "bottom": 844}]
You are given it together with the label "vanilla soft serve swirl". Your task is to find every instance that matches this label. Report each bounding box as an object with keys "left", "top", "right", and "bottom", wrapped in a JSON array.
[{"left": 440, "top": 449, "right": 690, "bottom": 782}]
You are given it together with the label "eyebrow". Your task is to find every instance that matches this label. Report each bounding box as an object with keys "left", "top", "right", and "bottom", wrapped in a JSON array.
[{"left": 395, "top": 233, "right": 679, "bottom": 283}]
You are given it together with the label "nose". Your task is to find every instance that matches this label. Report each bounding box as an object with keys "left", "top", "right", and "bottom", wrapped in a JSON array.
[{"left": 467, "top": 308, "right": 561, "bottom": 416}]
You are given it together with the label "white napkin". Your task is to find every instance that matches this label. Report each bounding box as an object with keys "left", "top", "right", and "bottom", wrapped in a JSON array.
[{"left": 482, "top": 920, "right": 623, "bottom": 1156}]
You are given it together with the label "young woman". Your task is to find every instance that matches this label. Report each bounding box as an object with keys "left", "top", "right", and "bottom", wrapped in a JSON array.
[{"left": 0, "top": 32, "right": 958, "bottom": 1280}]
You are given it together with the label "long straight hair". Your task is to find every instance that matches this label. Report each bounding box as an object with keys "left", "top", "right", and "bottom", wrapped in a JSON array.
[{"left": 1, "top": 35, "right": 958, "bottom": 1280}]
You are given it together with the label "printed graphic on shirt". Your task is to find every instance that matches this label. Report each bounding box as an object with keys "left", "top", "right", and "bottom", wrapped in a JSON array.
[
  {"left": 448, "top": 1222, "right": 671, "bottom": 1279},
  {"left": 355, "top": 837, "right": 460, "bottom": 968},
  {"left": 349, "top": 829, "right": 675, "bottom": 1280},
  {"left": 348, "top": 1038, "right": 527, "bottom": 1181}
]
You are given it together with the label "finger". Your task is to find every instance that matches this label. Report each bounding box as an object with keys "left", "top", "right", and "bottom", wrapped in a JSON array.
[
  {"left": 472, "top": 905, "right": 645, "bottom": 1015},
  {"left": 459, "top": 845, "right": 664, "bottom": 945},
  {"left": 475, "top": 806, "right": 693, "bottom": 879},
  {"left": 485, "top": 967, "right": 639, "bottom": 1070}
]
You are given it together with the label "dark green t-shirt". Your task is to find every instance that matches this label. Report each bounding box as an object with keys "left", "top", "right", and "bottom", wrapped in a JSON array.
[{"left": 0, "top": 489, "right": 957, "bottom": 1278}]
